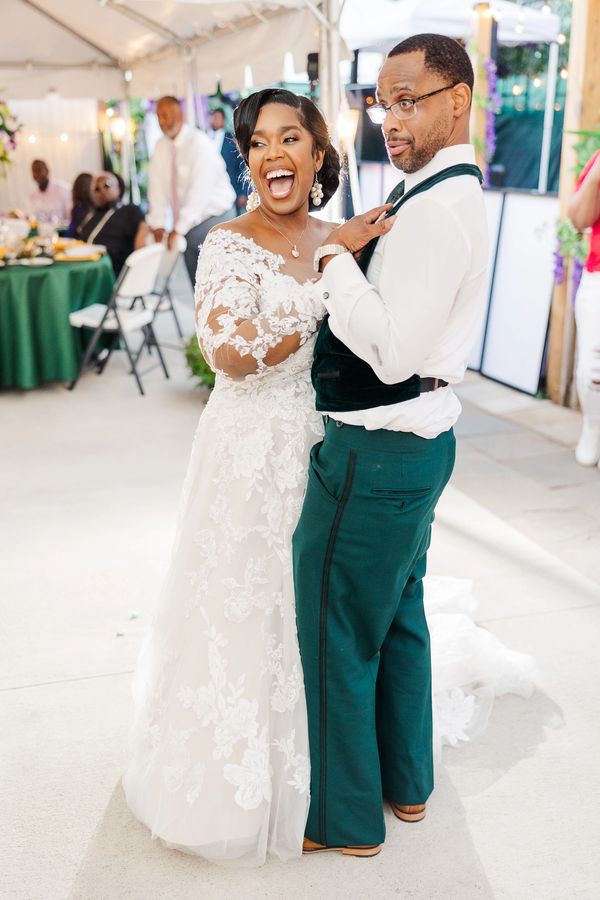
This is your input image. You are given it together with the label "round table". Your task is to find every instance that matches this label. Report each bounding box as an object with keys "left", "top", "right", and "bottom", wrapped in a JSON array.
[{"left": 0, "top": 255, "right": 115, "bottom": 389}]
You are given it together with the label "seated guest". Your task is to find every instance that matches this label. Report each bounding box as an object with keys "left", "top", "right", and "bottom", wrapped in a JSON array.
[
  {"left": 29, "top": 159, "right": 71, "bottom": 224},
  {"left": 77, "top": 171, "right": 150, "bottom": 275},
  {"left": 66, "top": 172, "right": 93, "bottom": 237}
]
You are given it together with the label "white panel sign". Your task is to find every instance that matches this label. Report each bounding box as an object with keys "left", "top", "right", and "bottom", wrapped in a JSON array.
[
  {"left": 468, "top": 189, "right": 505, "bottom": 370},
  {"left": 481, "top": 192, "right": 559, "bottom": 394}
]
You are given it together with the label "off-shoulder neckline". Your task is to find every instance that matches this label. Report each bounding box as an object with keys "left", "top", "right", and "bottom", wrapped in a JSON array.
[{"left": 206, "top": 227, "right": 321, "bottom": 287}]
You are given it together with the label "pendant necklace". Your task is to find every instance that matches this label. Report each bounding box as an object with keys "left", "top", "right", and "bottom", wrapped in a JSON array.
[{"left": 257, "top": 206, "right": 308, "bottom": 258}]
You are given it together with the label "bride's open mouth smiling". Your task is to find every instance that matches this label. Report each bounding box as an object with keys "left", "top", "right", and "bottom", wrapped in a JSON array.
[{"left": 264, "top": 168, "right": 296, "bottom": 199}]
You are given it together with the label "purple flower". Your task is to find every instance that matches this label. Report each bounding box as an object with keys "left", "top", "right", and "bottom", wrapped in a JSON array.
[
  {"left": 553, "top": 243, "right": 565, "bottom": 285},
  {"left": 572, "top": 257, "right": 585, "bottom": 298},
  {"left": 482, "top": 58, "right": 500, "bottom": 185}
]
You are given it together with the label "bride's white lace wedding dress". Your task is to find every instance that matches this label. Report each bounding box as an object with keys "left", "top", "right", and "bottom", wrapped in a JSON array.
[{"left": 123, "top": 230, "right": 533, "bottom": 867}]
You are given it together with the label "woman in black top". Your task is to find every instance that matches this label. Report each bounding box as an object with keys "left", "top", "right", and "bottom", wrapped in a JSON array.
[
  {"left": 77, "top": 172, "right": 150, "bottom": 275},
  {"left": 66, "top": 172, "right": 93, "bottom": 238}
]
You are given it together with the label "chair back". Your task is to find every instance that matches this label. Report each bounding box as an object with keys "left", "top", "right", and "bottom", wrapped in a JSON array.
[
  {"left": 155, "top": 233, "right": 186, "bottom": 287},
  {"left": 117, "top": 243, "right": 165, "bottom": 299}
]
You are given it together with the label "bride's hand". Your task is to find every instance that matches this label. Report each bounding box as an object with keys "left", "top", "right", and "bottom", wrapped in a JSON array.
[{"left": 326, "top": 204, "right": 396, "bottom": 254}]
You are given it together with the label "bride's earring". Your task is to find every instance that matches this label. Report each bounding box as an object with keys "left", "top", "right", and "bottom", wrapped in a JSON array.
[
  {"left": 310, "top": 172, "right": 324, "bottom": 206},
  {"left": 246, "top": 186, "right": 260, "bottom": 212}
]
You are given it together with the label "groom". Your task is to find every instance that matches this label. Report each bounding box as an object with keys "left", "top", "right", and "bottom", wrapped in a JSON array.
[{"left": 293, "top": 34, "right": 488, "bottom": 856}]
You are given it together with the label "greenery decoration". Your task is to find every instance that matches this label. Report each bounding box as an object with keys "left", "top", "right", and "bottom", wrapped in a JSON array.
[{"left": 184, "top": 335, "right": 215, "bottom": 389}]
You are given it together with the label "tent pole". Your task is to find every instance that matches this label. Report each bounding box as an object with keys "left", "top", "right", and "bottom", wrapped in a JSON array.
[
  {"left": 537, "top": 41, "right": 559, "bottom": 194},
  {"left": 121, "top": 74, "right": 140, "bottom": 205},
  {"left": 326, "top": 0, "right": 343, "bottom": 219},
  {"left": 182, "top": 46, "right": 197, "bottom": 128}
]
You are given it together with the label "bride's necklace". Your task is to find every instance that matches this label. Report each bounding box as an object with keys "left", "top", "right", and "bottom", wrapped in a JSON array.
[{"left": 257, "top": 206, "right": 308, "bottom": 258}]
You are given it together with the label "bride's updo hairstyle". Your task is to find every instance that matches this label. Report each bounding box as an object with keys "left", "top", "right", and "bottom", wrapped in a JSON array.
[{"left": 234, "top": 88, "right": 341, "bottom": 211}]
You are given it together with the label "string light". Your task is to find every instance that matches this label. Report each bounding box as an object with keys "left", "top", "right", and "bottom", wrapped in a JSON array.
[
  {"left": 557, "top": 33, "right": 566, "bottom": 44},
  {"left": 560, "top": 68, "right": 568, "bottom": 79},
  {"left": 512, "top": 84, "right": 524, "bottom": 96},
  {"left": 533, "top": 77, "right": 542, "bottom": 88},
  {"left": 542, "top": 3, "right": 551, "bottom": 13},
  {"left": 60, "top": 133, "right": 68, "bottom": 142},
  {"left": 27, "top": 134, "right": 37, "bottom": 144}
]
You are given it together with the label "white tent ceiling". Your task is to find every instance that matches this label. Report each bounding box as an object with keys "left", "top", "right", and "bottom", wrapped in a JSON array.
[
  {"left": 0, "top": 0, "right": 562, "bottom": 100},
  {"left": 342, "top": 0, "right": 560, "bottom": 53}
]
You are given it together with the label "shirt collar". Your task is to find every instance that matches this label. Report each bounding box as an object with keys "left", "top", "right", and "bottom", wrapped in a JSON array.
[
  {"left": 402, "top": 144, "right": 476, "bottom": 193},
  {"left": 172, "top": 123, "right": 191, "bottom": 147}
]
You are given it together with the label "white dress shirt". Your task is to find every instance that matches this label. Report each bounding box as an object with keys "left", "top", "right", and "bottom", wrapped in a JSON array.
[
  {"left": 321, "top": 144, "right": 488, "bottom": 438},
  {"left": 147, "top": 124, "right": 235, "bottom": 236},
  {"left": 28, "top": 179, "right": 71, "bottom": 224},
  {"left": 209, "top": 127, "right": 225, "bottom": 153}
]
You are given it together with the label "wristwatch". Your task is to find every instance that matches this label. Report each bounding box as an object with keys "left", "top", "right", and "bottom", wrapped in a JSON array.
[{"left": 313, "top": 243, "right": 348, "bottom": 273}]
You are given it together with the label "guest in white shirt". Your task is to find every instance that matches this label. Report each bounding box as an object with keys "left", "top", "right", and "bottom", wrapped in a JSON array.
[
  {"left": 147, "top": 96, "right": 236, "bottom": 285},
  {"left": 209, "top": 107, "right": 249, "bottom": 216},
  {"left": 293, "top": 34, "right": 489, "bottom": 855},
  {"left": 29, "top": 160, "right": 71, "bottom": 224},
  {"left": 208, "top": 107, "right": 226, "bottom": 153}
]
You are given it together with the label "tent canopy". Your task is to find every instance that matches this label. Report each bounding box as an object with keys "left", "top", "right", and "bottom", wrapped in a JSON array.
[
  {"left": 342, "top": 0, "right": 561, "bottom": 53},
  {"left": 1, "top": 0, "right": 561, "bottom": 100}
]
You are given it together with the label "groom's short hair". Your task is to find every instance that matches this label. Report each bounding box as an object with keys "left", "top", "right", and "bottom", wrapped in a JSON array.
[{"left": 388, "top": 33, "right": 474, "bottom": 93}]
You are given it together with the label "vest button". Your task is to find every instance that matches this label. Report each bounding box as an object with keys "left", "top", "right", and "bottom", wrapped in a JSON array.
[{"left": 323, "top": 291, "right": 330, "bottom": 299}]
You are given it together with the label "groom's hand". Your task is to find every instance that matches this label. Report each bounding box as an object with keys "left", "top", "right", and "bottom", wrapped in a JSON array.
[{"left": 325, "top": 204, "right": 396, "bottom": 257}]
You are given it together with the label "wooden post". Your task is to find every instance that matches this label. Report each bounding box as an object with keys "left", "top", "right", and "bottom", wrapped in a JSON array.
[
  {"left": 470, "top": 2, "right": 493, "bottom": 173},
  {"left": 547, "top": 0, "right": 600, "bottom": 404}
]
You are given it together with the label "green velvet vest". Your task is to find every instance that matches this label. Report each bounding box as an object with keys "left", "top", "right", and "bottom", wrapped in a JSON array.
[{"left": 312, "top": 163, "right": 483, "bottom": 412}]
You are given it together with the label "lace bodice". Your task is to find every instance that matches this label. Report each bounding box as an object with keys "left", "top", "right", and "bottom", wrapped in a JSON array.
[{"left": 194, "top": 229, "right": 325, "bottom": 382}]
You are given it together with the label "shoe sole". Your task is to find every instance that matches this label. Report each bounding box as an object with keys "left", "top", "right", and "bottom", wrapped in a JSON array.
[
  {"left": 303, "top": 844, "right": 382, "bottom": 857},
  {"left": 391, "top": 806, "right": 426, "bottom": 823}
]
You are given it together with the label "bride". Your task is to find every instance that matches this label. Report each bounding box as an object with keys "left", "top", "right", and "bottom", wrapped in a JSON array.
[{"left": 123, "top": 89, "right": 532, "bottom": 867}]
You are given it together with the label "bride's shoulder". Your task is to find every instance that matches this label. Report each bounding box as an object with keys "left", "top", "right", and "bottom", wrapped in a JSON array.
[
  {"left": 205, "top": 217, "right": 260, "bottom": 254},
  {"left": 312, "top": 219, "right": 339, "bottom": 241}
]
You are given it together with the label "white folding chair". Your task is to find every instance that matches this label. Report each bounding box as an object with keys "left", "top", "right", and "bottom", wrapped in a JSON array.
[
  {"left": 133, "top": 234, "right": 187, "bottom": 340},
  {"left": 68, "top": 243, "right": 167, "bottom": 395}
]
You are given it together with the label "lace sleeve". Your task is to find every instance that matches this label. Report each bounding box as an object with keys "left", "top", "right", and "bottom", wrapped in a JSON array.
[{"left": 194, "top": 230, "right": 322, "bottom": 378}]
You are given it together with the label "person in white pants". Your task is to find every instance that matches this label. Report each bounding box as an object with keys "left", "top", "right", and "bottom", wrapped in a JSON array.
[{"left": 569, "top": 149, "right": 600, "bottom": 466}]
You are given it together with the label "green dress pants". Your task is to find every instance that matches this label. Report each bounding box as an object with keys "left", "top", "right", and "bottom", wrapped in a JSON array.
[{"left": 293, "top": 419, "right": 455, "bottom": 848}]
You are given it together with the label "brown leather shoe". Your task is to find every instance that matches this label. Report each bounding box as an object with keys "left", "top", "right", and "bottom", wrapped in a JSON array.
[
  {"left": 303, "top": 837, "right": 382, "bottom": 857},
  {"left": 391, "top": 802, "right": 426, "bottom": 822}
]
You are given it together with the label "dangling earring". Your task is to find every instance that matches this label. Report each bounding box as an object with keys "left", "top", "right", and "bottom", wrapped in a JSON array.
[
  {"left": 310, "top": 172, "right": 324, "bottom": 207},
  {"left": 246, "top": 187, "right": 260, "bottom": 212}
]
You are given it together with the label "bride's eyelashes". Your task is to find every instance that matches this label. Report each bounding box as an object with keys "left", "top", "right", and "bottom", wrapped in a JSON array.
[{"left": 249, "top": 135, "right": 300, "bottom": 149}]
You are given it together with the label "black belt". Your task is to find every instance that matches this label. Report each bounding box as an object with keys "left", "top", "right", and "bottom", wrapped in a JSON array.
[{"left": 420, "top": 377, "right": 448, "bottom": 392}]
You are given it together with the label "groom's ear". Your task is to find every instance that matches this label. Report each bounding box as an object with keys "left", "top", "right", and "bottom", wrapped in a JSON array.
[{"left": 451, "top": 83, "right": 472, "bottom": 118}]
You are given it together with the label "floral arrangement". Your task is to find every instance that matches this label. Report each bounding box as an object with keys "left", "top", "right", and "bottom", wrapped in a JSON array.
[
  {"left": 471, "top": 55, "right": 501, "bottom": 186},
  {"left": 554, "top": 128, "right": 600, "bottom": 298},
  {"left": 0, "top": 96, "right": 21, "bottom": 174},
  {"left": 184, "top": 335, "right": 215, "bottom": 389}
]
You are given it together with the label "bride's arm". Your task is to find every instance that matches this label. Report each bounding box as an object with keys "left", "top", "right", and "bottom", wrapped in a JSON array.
[
  {"left": 194, "top": 232, "right": 320, "bottom": 379},
  {"left": 202, "top": 305, "right": 307, "bottom": 379}
]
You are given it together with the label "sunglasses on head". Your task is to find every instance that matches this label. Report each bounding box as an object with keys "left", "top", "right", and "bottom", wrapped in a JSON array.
[{"left": 94, "top": 180, "right": 116, "bottom": 191}]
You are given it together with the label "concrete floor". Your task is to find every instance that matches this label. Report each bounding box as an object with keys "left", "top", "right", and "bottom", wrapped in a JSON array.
[{"left": 2, "top": 270, "right": 599, "bottom": 900}]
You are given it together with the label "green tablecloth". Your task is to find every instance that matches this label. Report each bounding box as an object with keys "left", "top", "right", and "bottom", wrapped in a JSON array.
[{"left": 0, "top": 255, "right": 115, "bottom": 389}]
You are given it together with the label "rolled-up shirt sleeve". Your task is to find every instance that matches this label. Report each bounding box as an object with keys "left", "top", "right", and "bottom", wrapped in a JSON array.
[
  {"left": 175, "top": 136, "right": 234, "bottom": 236},
  {"left": 321, "top": 196, "right": 471, "bottom": 383}
]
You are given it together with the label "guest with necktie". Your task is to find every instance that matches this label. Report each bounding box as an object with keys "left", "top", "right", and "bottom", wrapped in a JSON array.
[{"left": 147, "top": 96, "right": 236, "bottom": 286}]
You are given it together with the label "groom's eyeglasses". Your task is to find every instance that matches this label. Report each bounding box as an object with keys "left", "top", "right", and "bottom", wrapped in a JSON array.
[{"left": 366, "top": 82, "right": 460, "bottom": 125}]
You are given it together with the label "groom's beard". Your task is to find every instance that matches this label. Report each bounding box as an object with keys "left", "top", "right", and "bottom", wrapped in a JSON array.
[{"left": 388, "top": 117, "right": 450, "bottom": 174}]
